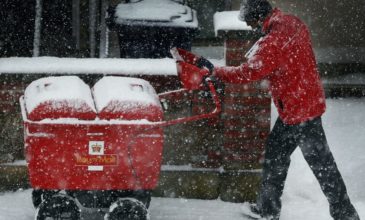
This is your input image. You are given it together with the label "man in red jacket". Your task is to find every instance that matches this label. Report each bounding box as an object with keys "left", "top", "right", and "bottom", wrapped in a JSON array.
[{"left": 204, "top": 0, "right": 360, "bottom": 219}]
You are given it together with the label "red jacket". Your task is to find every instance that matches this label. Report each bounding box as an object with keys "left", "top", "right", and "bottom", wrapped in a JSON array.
[{"left": 214, "top": 8, "right": 326, "bottom": 125}]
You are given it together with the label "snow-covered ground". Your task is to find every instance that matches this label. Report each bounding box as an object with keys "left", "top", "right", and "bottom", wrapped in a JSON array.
[{"left": 1, "top": 98, "right": 365, "bottom": 220}]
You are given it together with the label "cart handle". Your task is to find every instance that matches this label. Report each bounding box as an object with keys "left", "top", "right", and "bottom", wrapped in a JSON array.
[{"left": 156, "top": 80, "right": 221, "bottom": 127}]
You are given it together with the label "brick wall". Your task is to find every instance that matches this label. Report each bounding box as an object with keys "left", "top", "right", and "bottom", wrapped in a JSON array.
[
  {"left": 0, "top": 75, "right": 26, "bottom": 163},
  {"left": 191, "top": 90, "right": 224, "bottom": 168},
  {"left": 0, "top": 76, "right": 25, "bottom": 114}
]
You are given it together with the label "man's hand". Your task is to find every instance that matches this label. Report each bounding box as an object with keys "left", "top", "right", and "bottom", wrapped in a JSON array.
[
  {"left": 203, "top": 75, "right": 222, "bottom": 90},
  {"left": 196, "top": 57, "right": 215, "bottom": 73},
  {"left": 196, "top": 68, "right": 211, "bottom": 88}
]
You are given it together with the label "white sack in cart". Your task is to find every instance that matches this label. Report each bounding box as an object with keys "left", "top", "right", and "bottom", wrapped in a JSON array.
[
  {"left": 24, "top": 76, "right": 96, "bottom": 121},
  {"left": 92, "top": 76, "right": 163, "bottom": 121}
]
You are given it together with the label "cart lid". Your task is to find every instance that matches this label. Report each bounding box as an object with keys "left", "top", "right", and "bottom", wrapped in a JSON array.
[
  {"left": 93, "top": 76, "right": 163, "bottom": 121},
  {"left": 24, "top": 76, "right": 97, "bottom": 121}
]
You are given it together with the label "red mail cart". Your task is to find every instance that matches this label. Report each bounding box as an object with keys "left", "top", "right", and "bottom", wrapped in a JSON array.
[{"left": 20, "top": 49, "right": 221, "bottom": 220}]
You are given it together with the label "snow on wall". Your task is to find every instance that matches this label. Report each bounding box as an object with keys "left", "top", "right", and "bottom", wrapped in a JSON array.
[
  {"left": 114, "top": 0, "right": 198, "bottom": 28},
  {"left": 0, "top": 57, "right": 177, "bottom": 76},
  {"left": 213, "top": 11, "right": 252, "bottom": 36}
]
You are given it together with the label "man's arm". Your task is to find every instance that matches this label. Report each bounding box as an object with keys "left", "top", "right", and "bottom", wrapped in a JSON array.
[{"left": 214, "top": 34, "right": 282, "bottom": 84}]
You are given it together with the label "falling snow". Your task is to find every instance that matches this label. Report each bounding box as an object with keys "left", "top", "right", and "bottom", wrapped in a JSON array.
[{"left": 0, "top": 0, "right": 364, "bottom": 220}]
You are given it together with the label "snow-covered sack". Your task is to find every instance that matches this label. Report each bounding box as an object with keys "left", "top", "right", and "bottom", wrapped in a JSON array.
[
  {"left": 92, "top": 76, "right": 163, "bottom": 121},
  {"left": 24, "top": 76, "right": 163, "bottom": 122},
  {"left": 24, "top": 76, "right": 96, "bottom": 121}
]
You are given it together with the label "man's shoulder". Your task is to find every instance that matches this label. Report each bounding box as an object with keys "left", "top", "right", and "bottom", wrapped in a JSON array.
[
  {"left": 272, "top": 10, "right": 303, "bottom": 24},
  {"left": 270, "top": 10, "right": 307, "bottom": 33}
]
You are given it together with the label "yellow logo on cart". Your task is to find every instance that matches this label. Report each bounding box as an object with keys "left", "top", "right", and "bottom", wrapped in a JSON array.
[
  {"left": 74, "top": 141, "right": 117, "bottom": 166},
  {"left": 75, "top": 154, "right": 117, "bottom": 166}
]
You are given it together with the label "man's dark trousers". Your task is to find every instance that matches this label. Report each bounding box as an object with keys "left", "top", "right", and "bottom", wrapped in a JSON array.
[{"left": 256, "top": 117, "right": 359, "bottom": 220}]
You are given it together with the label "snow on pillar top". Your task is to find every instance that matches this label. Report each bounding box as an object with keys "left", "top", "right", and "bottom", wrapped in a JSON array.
[{"left": 213, "top": 11, "right": 252, "bottom": 37}]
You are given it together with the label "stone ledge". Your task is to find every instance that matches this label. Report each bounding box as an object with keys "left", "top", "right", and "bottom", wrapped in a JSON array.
[
  {"left": 0, "top": 164, "right": 262, "bottom": 202},
  {"left": 220, "top": 171, "right": 261, "bottom": 203},
  {"left": 153, "top": 170, "right": 221, "bottom": 200},
  {"left": 324, "top": 84, "right": 365, "bottom": 97},
  {"left": 0, "top": 165, "right": 29, "bottom": 191}
]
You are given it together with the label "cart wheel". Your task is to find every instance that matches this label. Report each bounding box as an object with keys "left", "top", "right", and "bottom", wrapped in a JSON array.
[
  {"left": 134, "top": 190, "right": 152, "bottom": 208},
  {"left": 32, "top": 190, "right": 60, "bottom": 208},
  {"left": 107, "top": 198, "right": 149, "bottom": 220},
  {"left": 35, "top": 194, "right": 80, "bottom": 220},
  {"left": 32, "top": 189, "right": 43, "bottom": 208},
  {"left": 141, "top": 193, "right": 151, "bottom": 209}
]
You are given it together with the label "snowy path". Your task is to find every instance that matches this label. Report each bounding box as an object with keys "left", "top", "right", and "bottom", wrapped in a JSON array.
[{"left": 1, "top": 98, "right": 365, "bottom": 220}]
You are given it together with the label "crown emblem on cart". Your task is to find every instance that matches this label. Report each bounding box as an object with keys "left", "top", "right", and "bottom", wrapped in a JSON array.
[
  {"left": 89, "top": 141, "right": 104, "bottom": 155},
  {"left": 91, "top": 144, "right": 102, "bottom": 153}
]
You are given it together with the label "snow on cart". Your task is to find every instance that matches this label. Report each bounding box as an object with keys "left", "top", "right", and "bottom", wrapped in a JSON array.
[{"left": 20, "top": 50, "right": 221, "bottom": 220}]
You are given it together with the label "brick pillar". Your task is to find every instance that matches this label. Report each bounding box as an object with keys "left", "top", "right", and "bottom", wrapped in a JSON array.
[
  {"left": 218, "top": 30, "right": 271, "bottom": 202},
  {"left": 191, "top": 91, "right": 224, "bottom": 168}
]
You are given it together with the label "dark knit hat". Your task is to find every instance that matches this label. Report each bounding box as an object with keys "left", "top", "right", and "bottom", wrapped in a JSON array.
[{"left": 238, "top": 0, "right": 272, "bottom": 22}]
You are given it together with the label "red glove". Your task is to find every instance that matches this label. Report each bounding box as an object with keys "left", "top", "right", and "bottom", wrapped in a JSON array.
[{"left": 178, "top": 61, "right": 211, "bottom": 90}]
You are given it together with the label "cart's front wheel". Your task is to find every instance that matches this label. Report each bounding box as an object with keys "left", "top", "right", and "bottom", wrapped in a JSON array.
[
  {"left": 35, "top": 194, "right": 80, "bottom": 220},
  {"left": 32, "top": 189, "right": 43, "bottom": 208},
  {"left": 106, "top": 198, "right": 149, "bottom": 220},
  {"left": 32, "top": 189, "right": 60, "bottom": 208}
]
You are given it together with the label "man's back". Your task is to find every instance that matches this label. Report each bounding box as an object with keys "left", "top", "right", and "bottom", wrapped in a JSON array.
[{"left": 261, "top": 9, "right": 326, "bottom": 124}]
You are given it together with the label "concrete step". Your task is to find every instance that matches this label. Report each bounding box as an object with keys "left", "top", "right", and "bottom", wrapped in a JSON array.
[{"left": 0, "top": 163, "right": 261, "bottom": 202}]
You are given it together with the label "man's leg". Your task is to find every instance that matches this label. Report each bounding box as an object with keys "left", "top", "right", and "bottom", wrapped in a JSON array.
[
  {"left": 297, "top": 117, "right": 359, "bottom": 220},
  {"left": 256, "top": 118, "right": 297, "bottom": 219}
]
